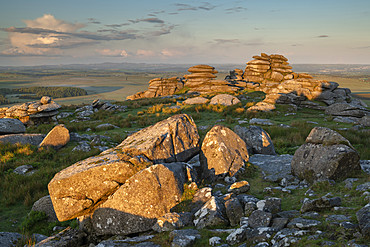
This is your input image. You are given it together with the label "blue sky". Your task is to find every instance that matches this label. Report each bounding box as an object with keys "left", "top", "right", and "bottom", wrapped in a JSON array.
[{"left": 0, "top": 0, "right": 369, "bottom": 66}]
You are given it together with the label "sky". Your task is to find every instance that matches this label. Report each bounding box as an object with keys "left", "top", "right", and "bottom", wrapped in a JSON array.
[{"left": 0, "top": 0, "right": 369, "bottom": 66}]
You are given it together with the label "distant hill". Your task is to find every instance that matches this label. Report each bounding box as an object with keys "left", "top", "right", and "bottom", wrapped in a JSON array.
[{"left": 0, "top": 62, "right": 369, "bottom": 75}]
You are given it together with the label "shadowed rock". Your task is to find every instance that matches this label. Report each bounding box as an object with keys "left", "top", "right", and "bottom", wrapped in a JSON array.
[
  {"left": 0, "top": 118, "right": 26, "bottom": 134},
  {"left": 234, "top": 125, "right": 276, "bottom": 155},
  {"left": 0, "top": 133, "right": 45, "bottom": 145},
  {"left": 31, "top": 195, "right": 58, "bottom": 222},
  {"left": 291, "top": 127, "right": 360, "bottom": 182}
]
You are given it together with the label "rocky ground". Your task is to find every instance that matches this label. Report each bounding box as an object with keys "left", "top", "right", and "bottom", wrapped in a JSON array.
[{"left": 0, "top": 54, "right": 369, "bottom": 247}]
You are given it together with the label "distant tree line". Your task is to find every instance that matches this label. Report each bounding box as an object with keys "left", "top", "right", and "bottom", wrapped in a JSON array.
[{"left": 0, "top": 87, "right": 88, "bottom": 105}]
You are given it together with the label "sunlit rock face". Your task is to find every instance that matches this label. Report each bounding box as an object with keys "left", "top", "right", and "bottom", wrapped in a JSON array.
[
  {"left": 91, "top": 163, "right": 186, "bottom": 235},
  {"left": 48, "top": 114, "right": 200, "bottom": 235},
  {"left": 200, "top": 125, "right": 249, "bottom": 180},
  {"left": 184, "top": 64, "right": 242, "bottom": 94},
  {"left": 127, "top": 77, "right": 184, "bottom": 100}
]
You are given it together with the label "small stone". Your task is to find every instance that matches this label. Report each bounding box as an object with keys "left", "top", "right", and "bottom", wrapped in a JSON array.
[
  {"left": 209, "top": 236, "right": 222, "bottom": 246},
  {"left": 272, "top": 218, "right": 289, "bottom": 231},
  {"left": 240, "top": 217, "right": 249, "bottom": 227},
  {"left": 225, "top": 197, "right": 244, "bottom": 226},
  {"left": 356, "top": 182, "right": 370, "bottom": 192},
  {"left": 226, "top": 227, "right": 248, "bottom": 245},
  {"left": 228, "top": 181, "right": 250, "bottom": 194},
  {"left": 248, "top": 210, "right": 272, "bottom": 228},
  {"left": 13, "top": 165, "right": 34, "bottom": 175},
  {"left": 287, "top": 218, "right": 321, "bottom": 229},
  {"left": 244, "top": 202, "right": 257, "bottom": 217},
  {"left": 170, "top": 229, "right": 201, "bottom": 247},
  {"left": 40, "top": 96, "right": 51, "bottom": 104}
]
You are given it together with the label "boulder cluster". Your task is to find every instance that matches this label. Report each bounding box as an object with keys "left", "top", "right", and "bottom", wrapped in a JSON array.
[
  {"left": 127, "top": 64, "right": 242, "bottom": 100},
  {"left": 0, "top": 118, "right": 70, "bottom": 149},
  {"left": 33, "top": 113, "right": 368, "bottom": 246},
  {"left": 126, "top": 53, "right": 368, "bottom": 118},
  {"left": 0, "top": 96, "right": 61, "bottom": 125},
  {"left": 238, "top": 53, "right": 356, "bottom": 112}
]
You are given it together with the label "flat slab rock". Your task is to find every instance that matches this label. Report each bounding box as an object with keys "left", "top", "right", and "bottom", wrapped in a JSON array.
[
  {"left": 248, "top": 154, "right": 293, "bottom": 182},
  {"left": 0, "top": 133, "right": 45, "bottom": 146},
  {"left": 0, "top": 118, "right": 26, "bottom": 134}
]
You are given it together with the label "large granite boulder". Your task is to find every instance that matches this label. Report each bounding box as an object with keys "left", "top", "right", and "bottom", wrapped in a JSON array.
[
  {"left": 91, "top": 163, "right": 186, "bottom": 235},
  {"left": 48, "top": 150, "right": 136, "bottom": 221},
  {"left": 0, "top": 134, "right": 45, "bottom": 145},
  {"left": 118, "top": 114, "right": 199, "bottom": 163},
  {"left": 200, "top": 125, "right": 249, "bottom": 179},
  {"left": 234, "top": 125, "right": 276, "bottom": 155},
  {"left": 291, "top": 127, "right": 360, "bottom": 181},
  {"left": 0, "top": 118, "right": 26, "bottom": 134},
  {"left": 48, "top": 114, "right": 199, "bottom": 224},
  {"left": 39, "top": 124, "right": 70, "bottom": 149},
  {"left": 209, "top": 94, "right": 241, "bottom": 106}
]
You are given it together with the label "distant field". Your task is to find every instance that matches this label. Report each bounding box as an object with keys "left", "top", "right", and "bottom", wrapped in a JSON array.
[{"left": 0, "top": 71, "right": 180, "bottom": 105}]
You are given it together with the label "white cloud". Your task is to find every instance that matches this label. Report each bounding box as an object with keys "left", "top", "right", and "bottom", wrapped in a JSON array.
[
  {"left": 2, "top": 14, "right": 86, "bottom": 56},
  {"left": 160, "top": 49, "right": 183, "bottom": 57},
  {"left": 136, "top": 49, "right": 155, "bottom": 56},
  {"left": 24, "top": 14, "right": 85, "bottom": 32},
  {"left": 97, "top": 48, "right": 129, "bottom": 57}
]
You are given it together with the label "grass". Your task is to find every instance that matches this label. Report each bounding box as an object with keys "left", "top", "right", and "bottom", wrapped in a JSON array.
[
  {"left": 0, "top": 74, "right": 369, "bottom": 246},
  {"left": 0, "top": 142, "right": 100, "bottom": 233}
]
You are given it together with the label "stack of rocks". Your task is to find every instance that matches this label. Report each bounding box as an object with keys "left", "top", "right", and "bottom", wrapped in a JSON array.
[
  {"left": 127, "top": 77, "right": 184, "bottom": 100},
  {"left": 244, "top": 53, "right": 294, "bottom": 85},
  {"left": 238, "top": 53, "right": 354, "bottom": 111},
  {"left": 184, "top": 65, "right": 241, "bottom": 94},
  {"left": 0, "top": 96, "right": 61, "bottom": 125}
]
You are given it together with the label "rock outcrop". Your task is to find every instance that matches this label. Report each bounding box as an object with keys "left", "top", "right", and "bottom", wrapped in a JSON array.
[
  {"left": 240, "top": 53, "right": 356, "bottom": 111},
  {"left": 127, "top": 77, "right": 184, "bottom": 100},
  {"left": 291, "top": 127, "right": 360, "bottom": 181},
  {"left": 127, "top": 64, "right": 243, "bottom": 100},
  {"left": 325, "top": 102, "right": 370, "bottom": 118},
  {"left": 184, "top": 65, "right": 242, "bottom": 94},
  {"left": 48, "top": 114, "right": 200, "bottom": 235},
  {"left": 0, "top": 96, "right": 61, "bottom": 125}
]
